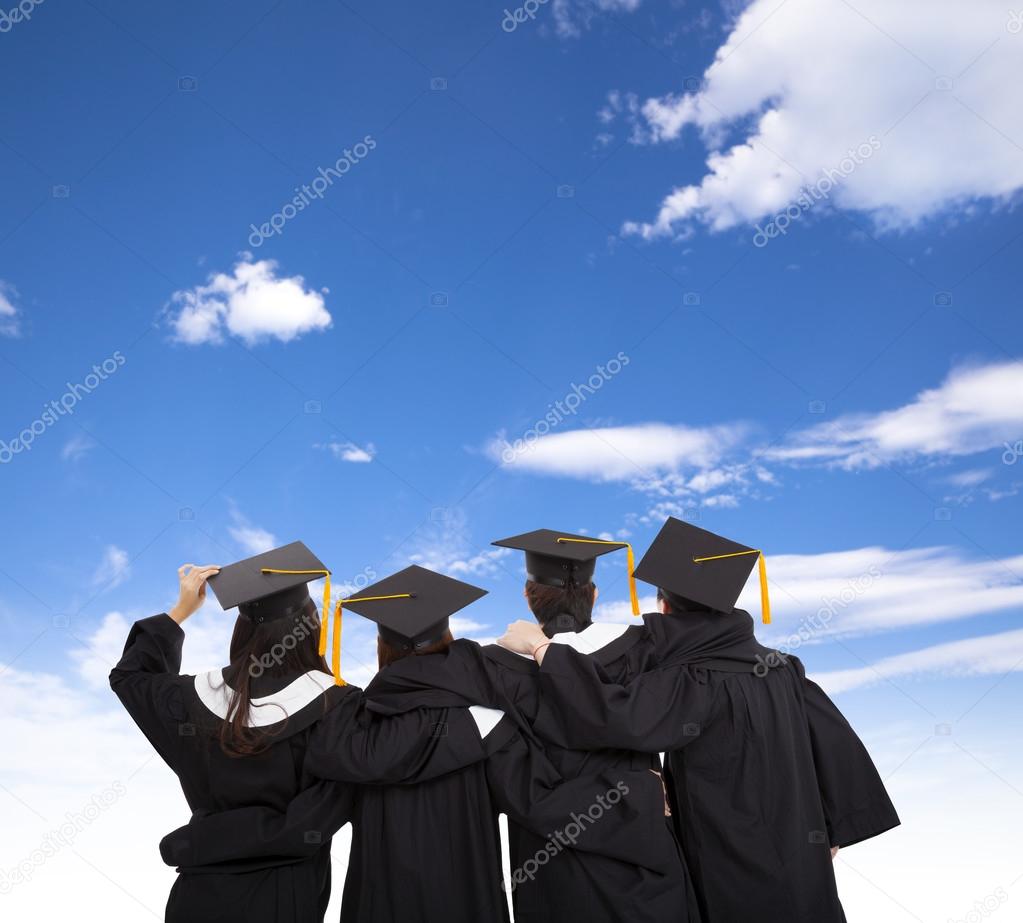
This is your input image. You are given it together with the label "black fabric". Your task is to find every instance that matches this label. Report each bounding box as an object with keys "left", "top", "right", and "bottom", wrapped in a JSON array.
[
  {"left": 633, "top": 516, "right": 758, "bottom": 613},
  {"left": 532, "top": 609, "right": 900, "bottom": 923},
  {"left": 112, "top": 614, "right": 489, "bottom": 923},
  {"left": 364, "top": 638, "right": 696, "bottom": 923}
]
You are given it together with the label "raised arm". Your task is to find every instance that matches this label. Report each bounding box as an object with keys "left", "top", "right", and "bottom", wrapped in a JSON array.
[
  {"left": 484, "top": 729, "right": 676, "bottom": 875},
  {"left": 527, "top": 642, "right": 714, "bottom": 753},
  {"left": 800, "top": 666, "right": 900, "bottom": 848},
  {"left": 304, "top": 695, "right": 510, "bottom": 785}
]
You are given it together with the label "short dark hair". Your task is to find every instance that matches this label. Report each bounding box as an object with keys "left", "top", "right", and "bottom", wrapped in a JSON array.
[{"left": 524, "top": 580, "right": 596, "bottom": 633}]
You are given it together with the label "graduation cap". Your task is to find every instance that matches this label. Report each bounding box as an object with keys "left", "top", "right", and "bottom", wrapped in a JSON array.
[
  {"left": 633, "top": 517, "right": 771, "bottom": 623},
  {"left": 206, "top": 541, "right": 342, "bottom": 683},
  {"left": 492, "top": 528, "right": 640, "bottom": 616},
  {"left": 340, "top": 565, "right": 487, "bottom": 653}
]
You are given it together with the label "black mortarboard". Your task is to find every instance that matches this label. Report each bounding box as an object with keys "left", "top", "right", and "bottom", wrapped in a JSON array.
[
  {"left": 492, "top": 528, "right": 639, "bottom": 615},
  {"left": 341, "top": 565, "right": 488, "bottom": 652},
  {"left": 206, "top": 541, "right": 330, "bottom": 622},
  {"left": 207, "top": 541, "right": 343, "bottom": 682},
  {"left": 633, "top": 517, "right": 771, "bottom": 622}
]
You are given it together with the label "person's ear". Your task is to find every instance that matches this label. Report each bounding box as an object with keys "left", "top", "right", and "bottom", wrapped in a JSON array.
[
  {"left": 659, "top": 597, "right": 670, "bottom": 614},
  {"left": 592, "top": 584, "right": 599, "bottom": 603}
]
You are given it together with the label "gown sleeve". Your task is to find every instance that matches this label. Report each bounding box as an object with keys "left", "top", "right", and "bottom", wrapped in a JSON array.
[
  {"left": 303, "top": 693, "right": 498, "bottom": 784},
  {"left": 160, "top": 704, "right": 512, "bottom": 870},
  {"left": 799, "top": 666, "right": 901, "bottom": 848},
  {"left": 160, "top": 777, "right": 355, "bottom": 870},
  {"left": 484, "top": 729, "right": 677, "bottom": 875},
  {"left": 533, "top": 644, "right": 714, "bottom": 753},
  {"left": 108, "top": 614, "right": 189, "bottom": 762}
]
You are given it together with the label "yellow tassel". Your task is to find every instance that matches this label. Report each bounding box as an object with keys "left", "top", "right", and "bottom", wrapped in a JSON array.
[
  {"left": 332, "top": 601, "right": 345, "bottom": 686},
  {"left": 758, "top": 553, "right": 771, "bottom": 625},
  {"left": 555, "top": 538, "right": 640, "bottom": 616},
  {"left": 691, "top": 549, "right": 772, "bottom": 624},
  {"left": 258, "top": 568, "right": 332, "bottom": 655}
]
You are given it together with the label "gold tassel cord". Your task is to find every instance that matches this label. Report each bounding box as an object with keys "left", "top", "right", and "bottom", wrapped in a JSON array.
[
  {"left": 690, "top": 550, "right": 771, "bottom": 624},
  {"left": 331, "top": 593, "right": 415, "bottom": 687},
  {"left": 258, "top": 567, "right": 332, "bottom": 657},
  {"left": 555, "top": 538, "right": 640, "bottom": 616}
]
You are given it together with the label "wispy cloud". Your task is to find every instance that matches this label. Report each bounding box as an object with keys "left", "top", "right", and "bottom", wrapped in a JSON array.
[
  {"left": 316, "top": 440, "right": 375, "bottom": 463},
  {"left": 403, "top": 508, "right": 512, "bottom": 579},
  {"left": 228, "top": 509, "right": 277, "bottom": 555},
  {"left": 61, "top": 433, "right": 96, "bottom": 463},
  {"left": 764, "top": 361, "right": 1023, "bottom": 470},
  {"left": 813, "top": 627, "right": 1023, "bottom": 695},
  {"left": 488, "top": 421, "right": 748, "bottom": 480},
  {"left": 594, "top": 544, "right": 1023, "bottom": 641},
  {"left": 618, "top": 0, "right": 1023, "bottom": 238},
  {"left": 167, "top": 256, "right": 331, "bottom": 345},
  {"left": 0, "top": 280, "right": 21, "bottom": 337},
  {"left": 92, "top": 546, "right": 131, "bottom": 591},
  {"left": 551, "top": 0, "right": 642, "bottom": 38}
]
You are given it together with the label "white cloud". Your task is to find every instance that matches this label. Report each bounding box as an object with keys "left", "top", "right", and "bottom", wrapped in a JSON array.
[
  {"left": 551, "top": 0, "right": 641, "bottom": 38},
  {"left": 0, "top": 280, "right": 21, "bottom": 337},
  {"left": 403, "top": 508, "right": 512, "bottom": 579},
  {"left": 764, "top": 361, "right": 1023, "bottom": 469},
  {"left": 620, "top": 0, "right": 1023, "bottom": 238},
  {"left": 92, "top": 546, "right": 130, "bottom": 591},
  {"left": 168, "top": 256, "right": 331, "bottom": 345},
  {"left": 71, "top": 602, "right": 237, "bottom": 691},
  {"left": 594, "top": 544, "right": 1023, "bottom": 640},
  {"left": 488, "top": 422, "right": 748, "bottom": 481},
  {"left": 813, "top": 627, "right": 1023, "bottom": 695},
  {"left": 317, "top": 440, "right": 375, "bottom": 463},
  {"left": 228, "top": 511, "right": 277, "bottom": 556},
  {"left": 229, "top": 525, "right": 277, "bottom": 555},
  {"left": 61, "top": 433, "right": 95, "bottom": 463}
]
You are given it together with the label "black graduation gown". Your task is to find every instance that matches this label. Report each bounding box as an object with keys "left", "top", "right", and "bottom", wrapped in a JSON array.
[
  {"left": 364, "top": 633, "right": 697, "bottom": 923},
  {"left": 111, "top": 614, "right": 489, "bottom": 923},
  {"left": 531, "top": 608, "right": 901, "bottom": 923}
]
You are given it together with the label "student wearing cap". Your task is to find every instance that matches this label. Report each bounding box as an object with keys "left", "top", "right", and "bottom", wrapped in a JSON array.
[
  {"left": 499, "top": 517, "right": 900, "bottom": 923},
  {"left": 164, "top": 563, "right": 683, "bottom": 923},
  {"left": 110, "top": 545, "right": 502, "bottom": 923},
  {"left": 361, "top": 536, "right": 696, "bottom": 923}
]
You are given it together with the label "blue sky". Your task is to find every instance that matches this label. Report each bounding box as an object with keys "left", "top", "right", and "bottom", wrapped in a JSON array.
[{"left": 2, "top": 1, "right": 1022, "bottom": 919}]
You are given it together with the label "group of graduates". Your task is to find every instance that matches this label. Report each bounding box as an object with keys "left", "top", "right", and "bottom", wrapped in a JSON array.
[{"left": 110, "top": 517, "right": 899, "bottom": 923}]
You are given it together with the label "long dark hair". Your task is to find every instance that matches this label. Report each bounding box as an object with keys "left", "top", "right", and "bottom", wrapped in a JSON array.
[
  {"left": 219, "top": 598, "right": 330, "bottom": 758},
  {"left": 524, "top": 580, "right": 596, "bottom": 634},
  {"left": 377, "top": 630, "right": 454, "bottom": 670}
]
